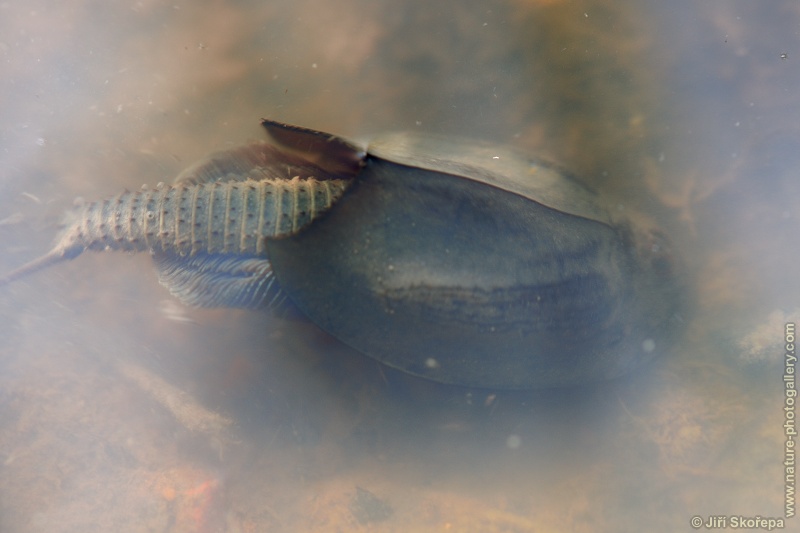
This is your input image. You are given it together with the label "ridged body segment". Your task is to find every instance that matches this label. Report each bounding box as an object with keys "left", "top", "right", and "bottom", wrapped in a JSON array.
[
  {"left": 0, "top": 176, "right": 349, "bottom": 288},
  {"left": 63, "top": 177, "right": 348, "bottom": 257}
]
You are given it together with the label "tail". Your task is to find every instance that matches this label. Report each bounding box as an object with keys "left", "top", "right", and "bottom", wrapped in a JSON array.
[
  {"left": 0, "top": 177, "right": 349, "bottom": 288},
  {"left": 0, "top": 207, "right": 87, "bottom": 287},
  {"left": 0, "top": 136, "right": 355, "bottom": 290},
  {"left": 0, "top": 244, "right": 84, "bottom": 287}
]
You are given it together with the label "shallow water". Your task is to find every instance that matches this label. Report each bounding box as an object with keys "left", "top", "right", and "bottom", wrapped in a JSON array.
[{"left": 1, "top": 1, "right": 798, "bottom": 531}]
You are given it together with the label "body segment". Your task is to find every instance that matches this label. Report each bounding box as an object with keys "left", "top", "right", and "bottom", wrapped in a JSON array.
[{"left": 0, "top": 141, "right": 349, "bottom": 289}]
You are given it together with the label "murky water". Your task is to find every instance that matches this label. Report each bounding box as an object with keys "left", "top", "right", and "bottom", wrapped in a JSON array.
[{"left": 1, "top": 1, "right": 798, "bottom": 531}]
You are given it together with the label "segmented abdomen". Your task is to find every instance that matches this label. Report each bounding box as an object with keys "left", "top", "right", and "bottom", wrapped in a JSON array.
[{"left": 65, "top": 177, "right": 349, "bottom": 256}]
